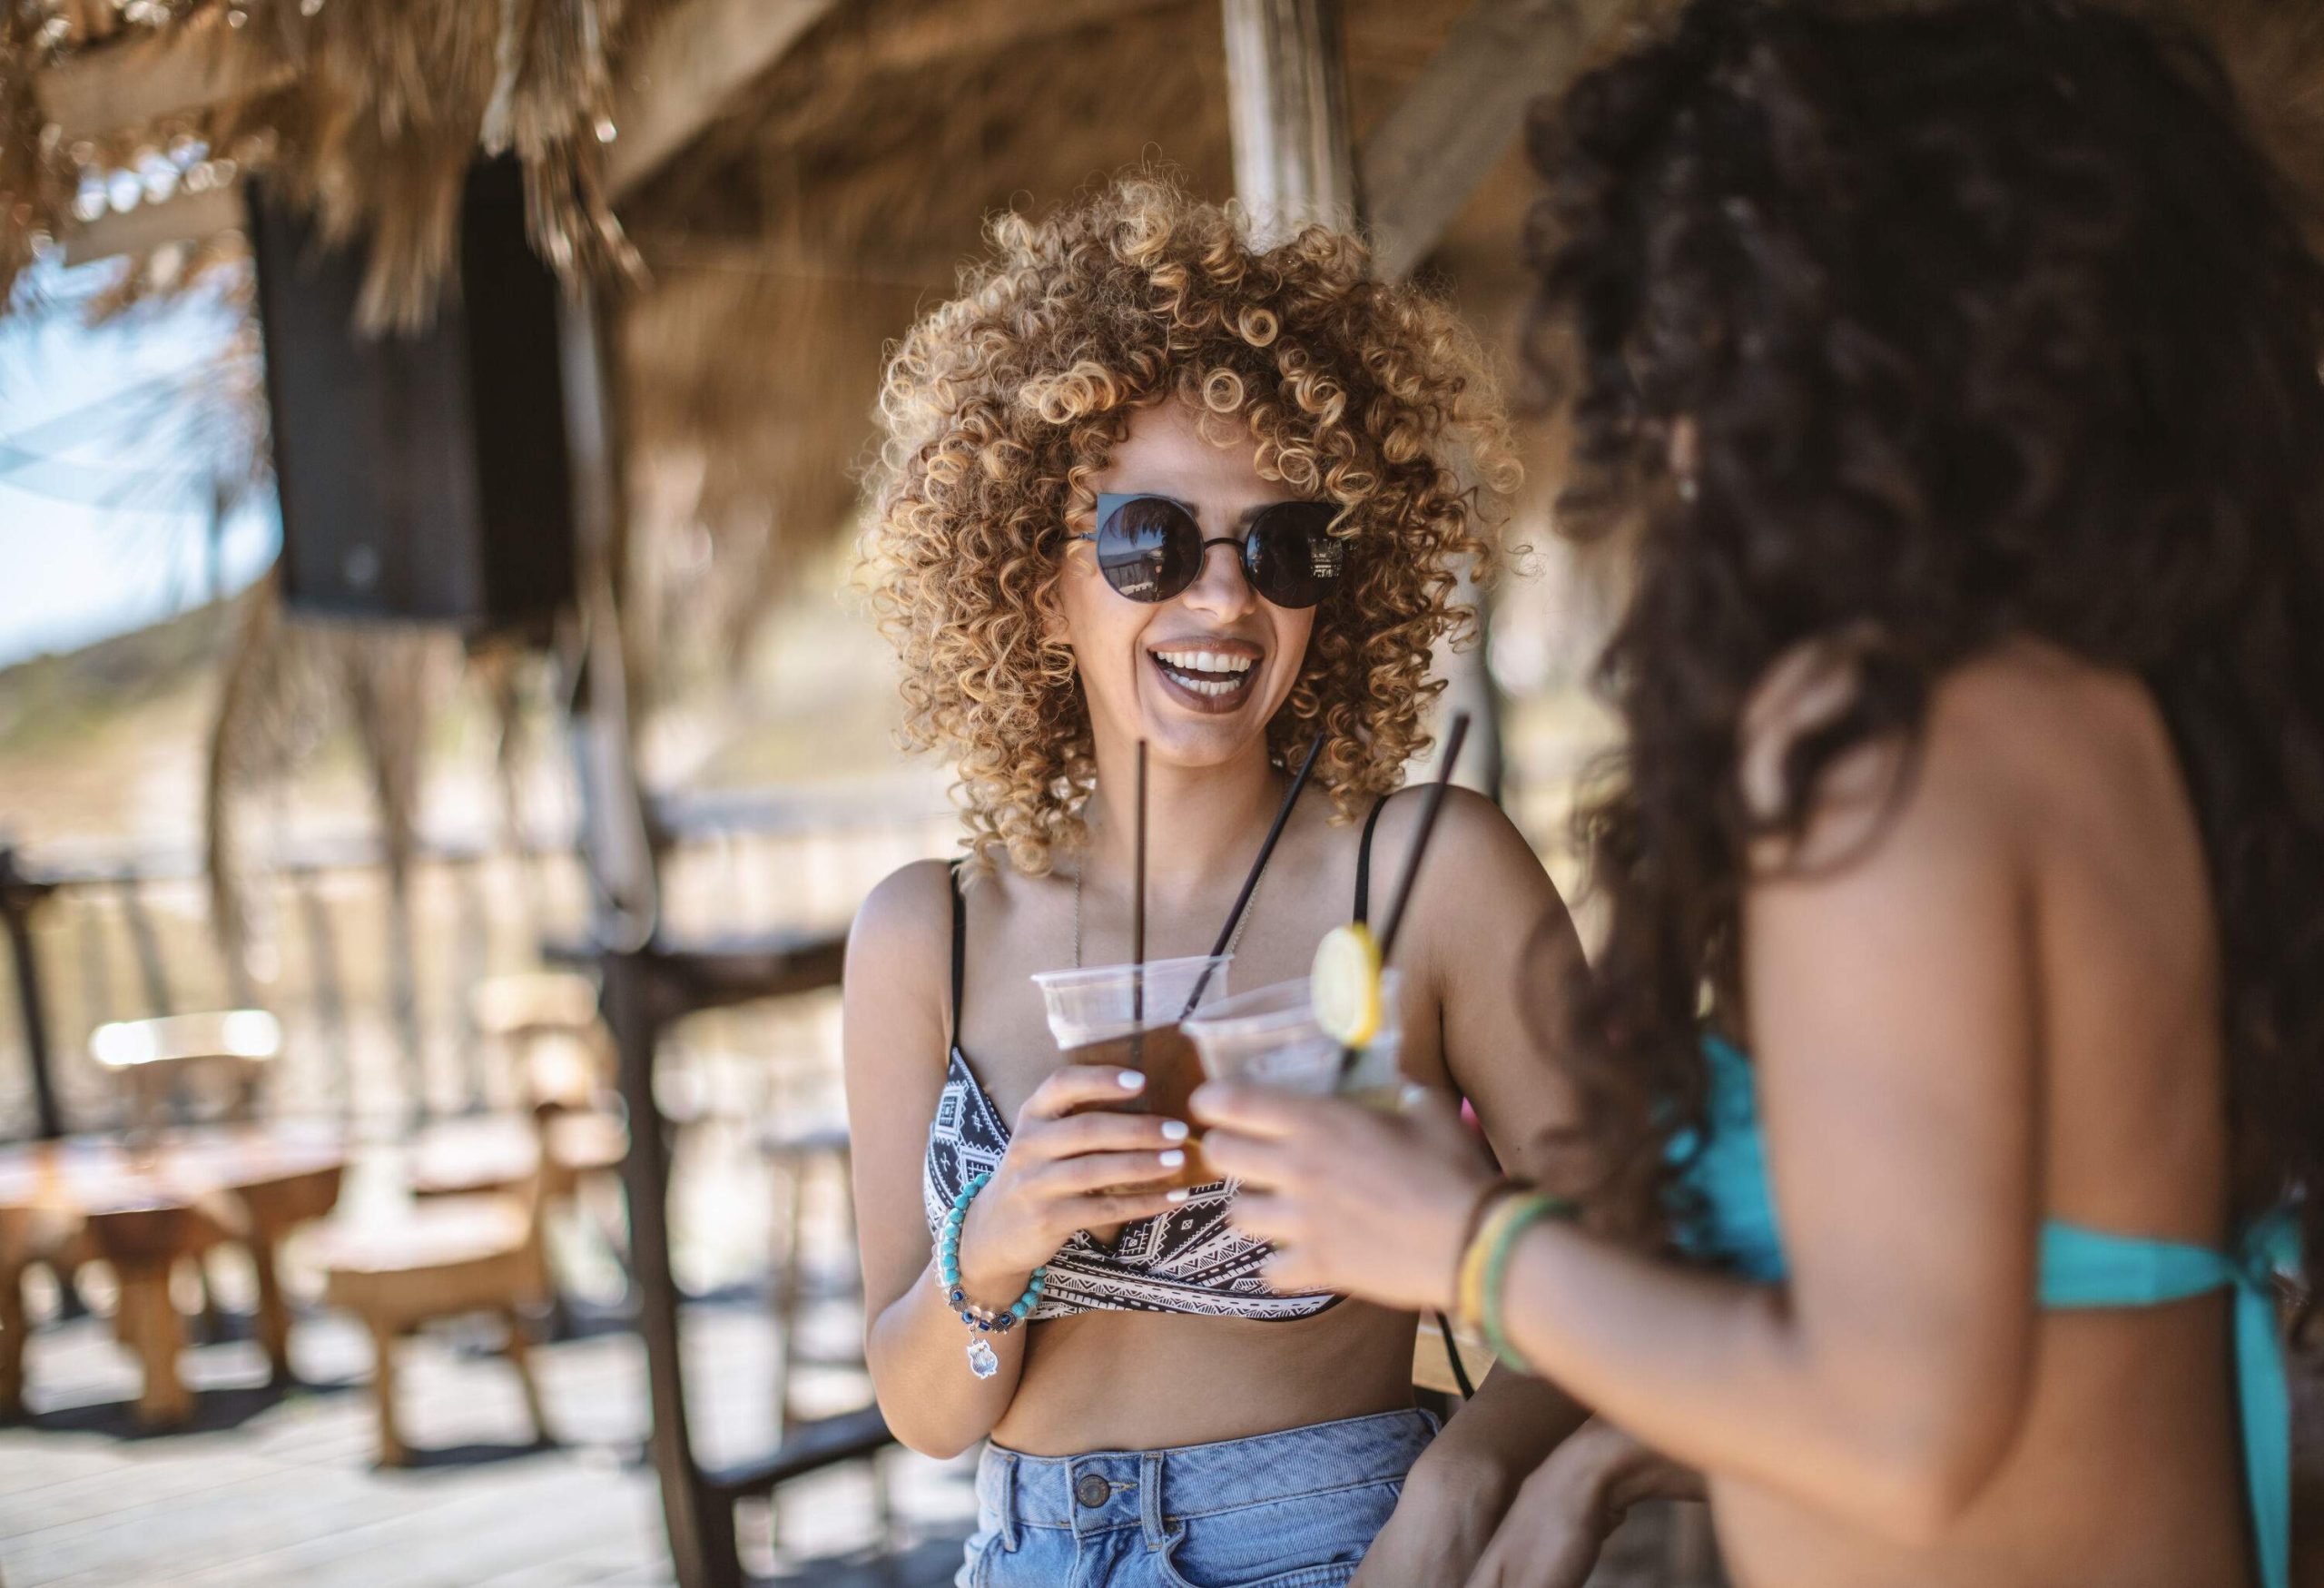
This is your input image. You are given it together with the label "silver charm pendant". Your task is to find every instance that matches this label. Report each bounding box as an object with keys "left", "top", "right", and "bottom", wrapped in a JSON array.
[{"left": 967, "top": 1338, "right": 1000, "bottom": 1378}]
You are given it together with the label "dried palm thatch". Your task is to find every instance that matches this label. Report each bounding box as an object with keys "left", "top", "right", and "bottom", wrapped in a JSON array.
[
  {"left": 611, "top": 0, "right": 2324, "bottom": 642},
  {"left": 204, "top": 568, "right": 457, "bottom": 991},
  {"left": 5, "top": 0, "right": 687, "bottom": 327},
  {"left": 612, "top": 0, "right": 1482, "bottom": 654},
  {"left": 0, "top": 9, "right": 65, "bottom": 305}
]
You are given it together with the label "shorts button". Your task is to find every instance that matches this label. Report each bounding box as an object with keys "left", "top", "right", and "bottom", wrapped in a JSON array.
[{"left": 1075, "top": 1472, "right": 1110, "bottom": 1509}]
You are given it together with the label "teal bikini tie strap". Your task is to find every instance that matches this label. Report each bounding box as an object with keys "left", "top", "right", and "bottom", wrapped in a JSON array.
[
  {"left": 2232, "top": 1207, "right": 2298, "bottom": 1588},
  {"left": 1685, "top": 1038, "right": 2295, "bottom": 1584},
  {"left": 2035, "top": 1209, "right": 2294, "bottom": 1588}
]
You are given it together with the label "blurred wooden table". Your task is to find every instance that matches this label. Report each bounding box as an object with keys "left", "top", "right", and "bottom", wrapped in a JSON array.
[{"left": 0, "top": 1126, "right": 345, "bottom": 1425}]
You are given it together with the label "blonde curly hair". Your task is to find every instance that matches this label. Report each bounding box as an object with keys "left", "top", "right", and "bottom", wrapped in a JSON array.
[{"left": 862, "top": 173, "right": 1521, "bottom": 876}]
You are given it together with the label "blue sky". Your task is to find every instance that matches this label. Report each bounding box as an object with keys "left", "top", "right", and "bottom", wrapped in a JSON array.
[{"left": 0, "top": 255, "right": 281, "bottom": 668}]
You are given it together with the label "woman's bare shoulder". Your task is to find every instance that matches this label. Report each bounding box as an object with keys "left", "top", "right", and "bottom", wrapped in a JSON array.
[
  {"left": 1371, "top": 782, "right": 1570, "bottom": 925},
  {"left": 846, "top": 858, "right": 957, "bottom": 1004},
  {"left": 1741, "top": 637, "right": 2132, "bottom": 876}
]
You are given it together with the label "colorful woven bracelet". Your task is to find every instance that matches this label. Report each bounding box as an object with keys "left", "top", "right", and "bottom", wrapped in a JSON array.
[
  {"left": 1451, "top": 1181, "right": 1524, "bottom": 1338},
  {"left": 1476, "top": 1191, "right": 1574, "bottom": 1374},
  {"left": 936, "top": 1172, "right": 1047, "bottom": 1379}
]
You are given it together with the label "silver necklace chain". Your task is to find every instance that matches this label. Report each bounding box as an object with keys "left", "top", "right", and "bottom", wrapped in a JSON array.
[{"left": 1073, "top": 843, "right": 1269, "bottom": 970}]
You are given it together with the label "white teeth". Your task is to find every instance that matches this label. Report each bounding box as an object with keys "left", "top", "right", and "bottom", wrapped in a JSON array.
[
  {"left": 1153, "top": 648, "right": 1255, "bottom": 676},
  {"left": 1149, "top": 648, "right": 1256, "bottom": 699}
]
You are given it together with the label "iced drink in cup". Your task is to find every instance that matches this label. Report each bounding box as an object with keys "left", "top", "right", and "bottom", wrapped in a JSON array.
[
  {"left": 1032, "top": 953, "right": 1232, "bottom": 1189},
  {"left": 1182, "top": 971, "right": 1405, "bottom": 1105}
]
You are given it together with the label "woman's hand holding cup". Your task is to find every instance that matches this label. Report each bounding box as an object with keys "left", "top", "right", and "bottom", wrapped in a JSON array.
[
  {"left": 1194, "top": 1079, "right": 1497, "bottom": 1310},
  {"left": 951, "top": 1066, "right": 1193, "bottom": 1305}
]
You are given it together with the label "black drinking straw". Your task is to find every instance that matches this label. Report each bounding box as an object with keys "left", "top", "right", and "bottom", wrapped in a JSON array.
[
  {"left": 1130, "top": 740, "right": 1148, "bottom": 1065},
  {"left": 1177, "top": 734, "right": 1328, "bottom": 1021},
  {"left": 1335, "top": 711, "right": 1472, "bottom": 1084}
]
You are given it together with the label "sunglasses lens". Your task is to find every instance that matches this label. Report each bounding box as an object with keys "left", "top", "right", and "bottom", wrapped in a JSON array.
[
  {"left": 1096, "top": 497, "right": 1202, "bottom": 603},
  {"left": 1246, "top": 502, "right": 1344, "bottom": 608}
]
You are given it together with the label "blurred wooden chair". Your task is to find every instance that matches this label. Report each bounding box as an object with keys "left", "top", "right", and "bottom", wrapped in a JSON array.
[
  {"left": 471, "top": 972, "right": 610, "bottom": 1115},
  {"left": 411, "top": 973, "right": 627, "bottom": 1211},
  {"left": 90, "top": 1011, "right": 282, "bottom": 1136},
  {"left": 311, "top": 1174, "right": 551, "bottom": 1466}
]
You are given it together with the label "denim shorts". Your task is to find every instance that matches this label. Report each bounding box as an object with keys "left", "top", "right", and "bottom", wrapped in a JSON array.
[{"left": 956, "top": 1407, "right": 1440, "bottom": 1588}]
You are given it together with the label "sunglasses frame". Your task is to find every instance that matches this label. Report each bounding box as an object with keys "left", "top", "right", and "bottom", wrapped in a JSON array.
[{"left": 1070, "top": 492, "right": 1345, "bottom": 609}]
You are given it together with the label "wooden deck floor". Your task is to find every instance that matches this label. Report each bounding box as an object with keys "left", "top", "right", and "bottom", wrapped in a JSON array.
[
  {"left": 0, "top": 1286, "right": 977, "bottom": 1588},
  {"left": 0, "top": 1279, "right": 1711, "bottom": 1588}
]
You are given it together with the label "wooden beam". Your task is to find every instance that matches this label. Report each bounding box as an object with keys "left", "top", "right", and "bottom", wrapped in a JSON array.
[
  {"left": 606, "top": 0, "right": 837, "bottom": 199},
  {"left": 1222, "top": 0, "right": 1359, "bottom": 249},
  {"left": 34, "top": 25, "right": 290, "bottom": 146},
  {"left": 61, "top": 183, "right": 246, "bottom": 267},
  {"left": 1359, "top": 0, "right": 1628, "bottom": 281}
]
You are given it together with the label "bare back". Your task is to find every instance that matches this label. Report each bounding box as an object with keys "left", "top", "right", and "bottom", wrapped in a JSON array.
[{"left": 1714, "top": 644, "right": 2246, "bottom": 1587}]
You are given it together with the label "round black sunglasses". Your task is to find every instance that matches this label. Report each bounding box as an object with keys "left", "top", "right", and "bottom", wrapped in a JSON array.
[{"left": 1071, "top": 493, "right": 1345, "bottom": 609}]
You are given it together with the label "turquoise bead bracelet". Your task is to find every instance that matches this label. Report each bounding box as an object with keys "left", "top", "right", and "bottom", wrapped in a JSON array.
[{"left": 937, "top": 1171, "right": 1048, "bottom": 1378}]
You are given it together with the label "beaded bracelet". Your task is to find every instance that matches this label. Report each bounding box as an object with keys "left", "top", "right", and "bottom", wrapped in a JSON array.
[{"left": 936, "top": 1171, "right": 1048, "bottom": 1379}]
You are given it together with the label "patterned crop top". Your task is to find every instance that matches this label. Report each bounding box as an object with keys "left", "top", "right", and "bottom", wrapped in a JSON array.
[{"left": 919, "top": 800, "right": 1390, "bottom": 1322}]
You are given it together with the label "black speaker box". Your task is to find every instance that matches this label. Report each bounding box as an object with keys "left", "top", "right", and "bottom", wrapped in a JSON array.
[{"left": 250, "top": 159, "right": 577, "bottom": 632}]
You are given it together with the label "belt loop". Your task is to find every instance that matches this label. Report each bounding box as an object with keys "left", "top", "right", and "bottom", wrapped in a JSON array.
[
  {"left": 1139, "top": 1449, "right": 1170, "bottom": 1547},
  {"left": 997, "top": 1449, "right": 1021, "bottom": 1551}
]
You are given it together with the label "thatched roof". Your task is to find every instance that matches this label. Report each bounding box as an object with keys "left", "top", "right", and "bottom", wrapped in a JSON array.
[
  {"left": 8, "top": 0, "right": 2324, "bottom": 620},
  {"left": 614, "top": 0, "right": 1549, "bottom": 656},
  {"left": 11, "top": 0, "right": 2321, "bottom": 974}
]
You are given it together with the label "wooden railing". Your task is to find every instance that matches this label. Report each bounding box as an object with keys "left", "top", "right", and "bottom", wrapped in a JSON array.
[{"left": 0, "top": 781, "right": 953, "bottom": 1140}]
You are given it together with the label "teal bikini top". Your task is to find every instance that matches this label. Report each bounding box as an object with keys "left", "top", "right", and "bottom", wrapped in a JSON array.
[{"left": 1679, "top": 1035, "right": 2299, "bottom": 1588}]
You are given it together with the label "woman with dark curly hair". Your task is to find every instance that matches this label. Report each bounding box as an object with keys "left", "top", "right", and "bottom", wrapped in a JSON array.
[
  {"left": 1196, "top": 2, "right": 2324, "bottom": 1585},
  {"left": 844, "top": 174, "right": 1596, "bottom": 1586}
]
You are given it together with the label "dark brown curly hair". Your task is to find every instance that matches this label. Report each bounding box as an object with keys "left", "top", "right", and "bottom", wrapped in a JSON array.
[
  {"left": 1526, "top": 0, "right": 2324, "bottom": 1265},
  {"left": 863, "top": 173, "right": 1519, "bottom": 876}
]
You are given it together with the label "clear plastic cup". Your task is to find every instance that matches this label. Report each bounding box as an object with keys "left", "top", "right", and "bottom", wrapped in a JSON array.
[
  {"left": 1182, "top": 971, "right": 1404, "bottom": 1103},
  {"left": 1031, "top": 954, "right": 1233, "bottom": 1049},
  {"left": 1032, "top": 954, "right": 1232, "bottom": 1188}
]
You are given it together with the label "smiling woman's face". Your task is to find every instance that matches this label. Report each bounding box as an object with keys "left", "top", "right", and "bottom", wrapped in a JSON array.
[{"left": 1059, "top": 399, "right": 1319, "bottom": 771}]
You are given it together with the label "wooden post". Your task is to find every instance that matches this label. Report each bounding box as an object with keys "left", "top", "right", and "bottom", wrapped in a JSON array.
[
  {"left": 1223, "top": 0, "right": 1513, "bottom": 802},
  {"left": 0, "top": 847, "right": 63, "bottom": 1140},
  {"left": 554, "top": 289, "right": 733, "bottom": 1581},
  {"left": 600, "top": 949, "right": 735, "bottom": 1587},
  {"left": 1221, "top": 0, "right": 1358, "bottom": 247}
]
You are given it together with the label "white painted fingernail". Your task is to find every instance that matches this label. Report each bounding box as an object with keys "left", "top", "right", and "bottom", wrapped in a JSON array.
[
  {"left": 1159, "top": 1119, "right": 1189, "bottom": 1141},
  {"left": 1118, "top": 1070, "right": 1144, "bottom": 1090},
  {"left": 1157, "top": 1149, "right": 1185, "bottom": 1168},
  {"left": 1167, "top": 1189, "right": 1190, "bottom": 1203}
]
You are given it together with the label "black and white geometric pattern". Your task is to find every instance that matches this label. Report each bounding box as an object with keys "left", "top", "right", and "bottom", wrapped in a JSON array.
[{"left": 921, "top": 1045, "right": 1340, "bottom": 1322}]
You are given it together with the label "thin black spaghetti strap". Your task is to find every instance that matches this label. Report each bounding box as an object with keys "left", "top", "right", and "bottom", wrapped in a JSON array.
[
  {"left": 947, "top": 860, "right": 968, "bottom": 1036},
  {"left": 1354, "top": 794, "right": 1391, "bottom": 923},
  {"left": 1354, "top": 793, "right": 1471, "bottom": 1397}
]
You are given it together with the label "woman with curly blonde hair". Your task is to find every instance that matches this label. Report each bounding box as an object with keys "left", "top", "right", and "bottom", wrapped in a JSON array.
[{"left": 843, "top": 173, "right": 1594, "bottom": 1586}]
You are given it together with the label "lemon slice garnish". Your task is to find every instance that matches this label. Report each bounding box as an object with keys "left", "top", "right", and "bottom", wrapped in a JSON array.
[{"left": 1311, "top": 922, "right": 1384, "bottom": 1048}]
